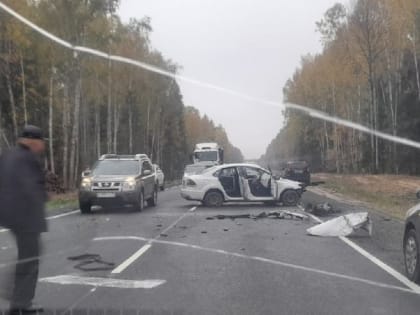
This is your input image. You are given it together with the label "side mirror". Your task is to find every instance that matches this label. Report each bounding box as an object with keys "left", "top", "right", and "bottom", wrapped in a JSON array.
[
  {"left": 82, "top": 170, "right": 91, "bottom": 177},
  {"left": 416, "top": 190, "right": 420, "bottom": 200},
  {"left": 143, "top": 169, "right": 152, "bottom": 176}
]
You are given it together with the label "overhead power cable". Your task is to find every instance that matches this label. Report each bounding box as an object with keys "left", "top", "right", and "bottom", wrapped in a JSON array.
[{"left": 1, "top": 1, "right": 420, "bottom": 150}]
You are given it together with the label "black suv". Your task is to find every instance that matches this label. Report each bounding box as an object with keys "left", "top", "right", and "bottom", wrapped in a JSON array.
[
  {"left": 283, "top": 160, "right": 311, "bottom": 185},
  {"left": 78, "top": 154, "right": 158, "bottom": 213}
]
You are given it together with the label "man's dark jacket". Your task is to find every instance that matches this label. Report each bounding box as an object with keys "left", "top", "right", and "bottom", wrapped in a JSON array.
[{"left": 0, "top": 144, "right": 47, "bottom": 232}]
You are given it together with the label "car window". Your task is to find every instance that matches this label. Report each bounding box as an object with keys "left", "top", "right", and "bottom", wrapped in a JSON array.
[
  {"left": 219, "top": 167, "right": 236, "bottom": 177},
  {"left": 142, "top": 161, "right": 153, "bottom": 173},
  {"left": 241, "top": 167, "right": 260, "bottom": 178}
]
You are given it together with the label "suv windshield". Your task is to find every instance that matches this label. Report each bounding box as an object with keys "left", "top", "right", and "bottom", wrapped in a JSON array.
[
  {"left": 194, "top": 151, "right": 218, "bottom": 162},
  {"left": 92, "top": 160, "right": 140, "bottom": 176}
]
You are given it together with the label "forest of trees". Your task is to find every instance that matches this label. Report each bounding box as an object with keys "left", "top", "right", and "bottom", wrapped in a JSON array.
[
  {"left": 0, "top": 0, "right": 242, "bottom": 189},
  {"left": 261, "top": 0, "right": 420, "bottom": 175}
]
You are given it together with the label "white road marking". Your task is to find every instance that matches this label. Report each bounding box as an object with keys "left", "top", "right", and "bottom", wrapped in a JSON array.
[
  {"left": 111, "top": 244, "right": 152, "bottom": 274},
  {"left": 189, "top": 206, "right": 197, "bottom": 212},
  {"left": 299, "top": 205, "right": 420, "bottom": 294},
  {"left": 41, "top": 275, "right": 165, "bottom": 289},
  {"left": 94, "top": 235, "right": 418, "bottom": 295},
  {"left": 0, "top": 210, "right": 79, "bottom": 234},
  {"left": 110, "top": 206, "right": 196, "bottom": 274},
  {"left": 47, "top": 210, "right": 80, "bottom": 220}
]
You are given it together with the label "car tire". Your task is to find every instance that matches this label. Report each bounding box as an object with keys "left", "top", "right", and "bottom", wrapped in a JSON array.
[
  {"left": 147, "top": 187, "right": 158, "bottom": 207},
  {"left": 134, "top": 191, "right": 144, "bottom": 212},
  {"left": 404, "top": 229, "right": 420, "bottom": 283},
  {"left": 281, "top": 190, "right": 300, "bottom": 206},
  {"left": 80, "top": 202, "right": 92, "bottom": 214},
  {"left": 203, "top": 190, "right": 224, "bottom": 207}
]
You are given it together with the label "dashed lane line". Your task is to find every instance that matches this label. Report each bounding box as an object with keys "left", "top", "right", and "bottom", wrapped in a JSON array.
[{"left": 110, "top": 205, "right": 197, "bottom": 274}]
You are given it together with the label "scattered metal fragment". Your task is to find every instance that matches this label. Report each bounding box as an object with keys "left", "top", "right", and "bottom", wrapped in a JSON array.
[
  {"left": 304, "top": 202, "right": 340, "bottom": 216},
  {"left": 67, "top": 254, "right": 115, "bottom": 271},
  {"left": 215, "top": 214, "right": 251, "bottom": 220},
  {"left": 179, "top": 226, "right": 188, "bottom": 229},
  {"left": 201, "top": 231, "right": 207, "bottom": 234},
  {"left": 160, "top": 233, "right": 168, "bottom": 237},
  {"left": 307, "top": 212, "right": 372, "bottom": 237},
  {"left": 206, "top": 211, "right": 308, "bottom": 221},
  {"left": 223, "top": 229, "right": 229, "bottom": 232},
  {"left": 156, "top": 224, "right": 163, "bottom": 227}
]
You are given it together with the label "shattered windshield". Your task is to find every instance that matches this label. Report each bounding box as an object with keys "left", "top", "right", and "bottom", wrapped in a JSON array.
[{"left": 1, "top": 0, "right": 420, "bottom": 314}]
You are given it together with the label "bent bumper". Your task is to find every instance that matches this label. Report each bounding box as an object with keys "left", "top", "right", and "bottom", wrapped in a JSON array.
[{"left": 79, "top": 190, "right": 139, "bottom": 206}]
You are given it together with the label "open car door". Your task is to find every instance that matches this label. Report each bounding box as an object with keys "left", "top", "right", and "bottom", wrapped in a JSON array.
[{"left": 238, "top": 166, "right": 275, "bottom": 201}]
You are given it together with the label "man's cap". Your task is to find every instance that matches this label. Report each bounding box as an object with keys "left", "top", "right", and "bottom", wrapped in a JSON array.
[{"left": 20, "top": 125, "right": 46, "bottom": 140}]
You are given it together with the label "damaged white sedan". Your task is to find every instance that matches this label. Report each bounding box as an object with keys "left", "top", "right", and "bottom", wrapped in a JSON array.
[{"left": 181, "top": 163, "right": 305, "bottom": 207}]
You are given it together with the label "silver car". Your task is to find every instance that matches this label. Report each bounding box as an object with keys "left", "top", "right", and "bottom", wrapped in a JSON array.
[{"left": 79, "top": 154, "right": 158, "bottom": 213}]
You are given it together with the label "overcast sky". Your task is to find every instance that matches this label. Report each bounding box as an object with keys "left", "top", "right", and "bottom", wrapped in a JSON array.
[{"left": 119, "top": 0, "right": 340, "bottom": 159}]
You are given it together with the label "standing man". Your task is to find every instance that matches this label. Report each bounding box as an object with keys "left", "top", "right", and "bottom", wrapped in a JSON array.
[{"left": 0, "top": 125, "right": 47, "bottom": 313}]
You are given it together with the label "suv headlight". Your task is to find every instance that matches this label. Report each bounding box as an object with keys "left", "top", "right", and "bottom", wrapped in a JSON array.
[
  {"left": 81, "top": 178, "right": 91, "bottom": 190},
  {"left": 123, "top": 177, "right": 137, "bottom": 191}
]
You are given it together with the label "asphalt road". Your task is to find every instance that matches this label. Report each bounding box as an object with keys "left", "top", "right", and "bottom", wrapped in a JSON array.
[{"left": 1, "top": 187, "right": 420, "bottom": 315}]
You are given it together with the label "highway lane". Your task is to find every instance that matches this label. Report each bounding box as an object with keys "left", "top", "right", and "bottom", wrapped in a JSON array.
[{"left": 1, "top": 187, "right": 420, "bottom": 314}]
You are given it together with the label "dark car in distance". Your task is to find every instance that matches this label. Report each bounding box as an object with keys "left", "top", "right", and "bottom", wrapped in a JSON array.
[{"left": 283, "top": 160, "right": 311, "bottom": 186}]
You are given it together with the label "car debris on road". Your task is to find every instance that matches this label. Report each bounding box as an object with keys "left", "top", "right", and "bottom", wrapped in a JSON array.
[
  {"left": 307, "top": 212, "right": 372, "bottom": 237},
  {"left": 206, "top": 210, "right": 308, "bottom": 221},
  {"left": 304, "top": 202, "right": 340, "bottom": 216}
]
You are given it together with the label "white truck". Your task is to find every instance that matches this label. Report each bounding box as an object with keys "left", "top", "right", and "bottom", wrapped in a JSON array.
[{"left": 193, "top": 142, "right": 224, "bottom": 166}]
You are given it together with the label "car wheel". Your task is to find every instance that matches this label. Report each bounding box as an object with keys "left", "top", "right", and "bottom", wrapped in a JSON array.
[
  {"left": 203, "top": 190, "right": 224, "bottom": 207},
  {"left": 281, "top": 190, "right": 300, "bottom": 206},
  {"left": 134, "top": 191, "right": 144, "bottom": 212},
  {"left": 404, "top": 229, "right": 420, "bottom": 283},
  {"left": 147, "top": 187, "right": 158, "bottom": 207},
  {"left": 80, "top": 201, "right": 92, "bottom": 214}
]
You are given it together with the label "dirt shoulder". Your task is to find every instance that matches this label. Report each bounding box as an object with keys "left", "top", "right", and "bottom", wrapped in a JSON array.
[{"left": 311, "top": 173, "right": 420, "bottom": 220}]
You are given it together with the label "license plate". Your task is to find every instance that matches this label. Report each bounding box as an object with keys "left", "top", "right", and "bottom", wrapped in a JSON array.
[
  {"left": 295, "top": 170, "right": 303, "bottom": 174},
  {"left": 97, "top": 192, "right": 116, "bottom": 198}
]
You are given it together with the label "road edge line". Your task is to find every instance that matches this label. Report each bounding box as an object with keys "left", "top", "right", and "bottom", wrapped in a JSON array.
[
  {"left": 299, "top": 205, "right": 420, "bottom": 294},
  {"left": 0, "top": 210, "right": 79, "bottom": 233}
]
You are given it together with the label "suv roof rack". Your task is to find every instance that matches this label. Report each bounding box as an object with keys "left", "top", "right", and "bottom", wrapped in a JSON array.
[{"left": 99, "top": 154, "right": 150, "bottom": 161}]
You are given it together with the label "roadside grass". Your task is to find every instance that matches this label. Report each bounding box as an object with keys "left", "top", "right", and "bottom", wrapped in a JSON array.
[
  {"left": 312, "top": 173, "right": 420, "bottom": 220},
  {"left": 47, "top": 192, "right": 78, "bottom": 211},
  {"left": 45, "top": 180, "right": 180, "bottom": 212}
]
